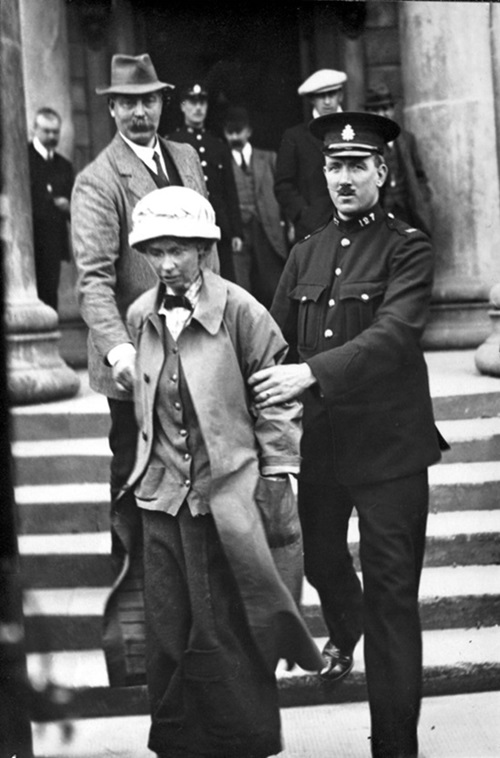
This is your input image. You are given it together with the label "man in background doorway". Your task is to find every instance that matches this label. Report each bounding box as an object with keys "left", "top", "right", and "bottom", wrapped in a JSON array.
[
  {"left": 169, "top": 82, "right": 243, "bottom": 282},
  {"left": 223, "top": 105, "right": 288, "bottom": 308},
  {"left": 28, "top": 107, "right": 74, "bottom": 312},
  {"left": 274, "top": 68, "right": 347, "bottom": 242},
  {"left": 364, "top": 83, "right": 433, "bottom": 236}
]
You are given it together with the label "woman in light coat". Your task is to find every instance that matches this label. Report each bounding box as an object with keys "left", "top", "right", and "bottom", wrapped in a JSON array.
[{"left": 115, "top": 186, "right": 322, "bottom": 758}]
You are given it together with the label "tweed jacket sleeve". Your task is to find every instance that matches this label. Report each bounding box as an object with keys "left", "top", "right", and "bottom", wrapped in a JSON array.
[{"left": 72, "top": 155, "right": 143, "bottom": 357}]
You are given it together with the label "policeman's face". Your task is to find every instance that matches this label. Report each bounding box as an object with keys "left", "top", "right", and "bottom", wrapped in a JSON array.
[
  {"left": 109, "top": 92, "right": 163, "bottom": 147},
  {"left": 181, "top": 97, "right": 208, "bottom": 128},
  {"left": 34, "top": 115, "right": 61, "bottom": 151},
  {"left": 311, "top": 88, "right": 343, "bottom": 117},
  {"left": 143, "top": 236, "right": 201, "bottom": 294},
  {"left": 223, "top": 126, "right": 252, "bottom": 150},
  {"left": 324, "top": 154, "right": 388, "bottom": 219}
]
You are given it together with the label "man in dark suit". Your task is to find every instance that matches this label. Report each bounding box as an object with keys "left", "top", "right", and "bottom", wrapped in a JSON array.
[
  {"left": 71, "top": 54, "right": 217, "bottom": 685},
  {"left": 365, "top": 83, "right": 433, "bottom": 236},
  {"left": 222, "top": 106, "right": 288, "bottom": 308},
  {"left": 28, "top": 107, "right": 74, "bottom": 311},
  {"left": 250, "top": 112, "right": 447, "bottom": 758},
  {"left": 168, "top": 82, "right": 243, "bottom": 282},
  {"left": 274, "top": 68, "right": 347, "bottom": 242}
]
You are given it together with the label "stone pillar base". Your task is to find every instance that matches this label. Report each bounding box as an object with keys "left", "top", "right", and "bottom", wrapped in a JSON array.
[
  {"left": 474, "top": 285, "right": 500, "bottom": 377},
  {"left": 6, "top": 300, "right": 80, "bottom": 405},
  {"left": 474, "top": 312, "right": 500, "bottom": 377},
  {"left": 422, "top": 302, "right": 492, "bottom": 350}
]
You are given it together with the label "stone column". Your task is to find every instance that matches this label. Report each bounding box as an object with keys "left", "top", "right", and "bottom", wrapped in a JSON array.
[
  {"left": 475, "top": 3, "right": 500, "bottom": 376},
  {"left": 1, "top": 0, "right": 79, "bottom": 404},
  {"left": 19, "top": 0, "right": 74, "bottom": 159},
  {"left": 399, "top": 1, "right": 500, "bottom": 348}
]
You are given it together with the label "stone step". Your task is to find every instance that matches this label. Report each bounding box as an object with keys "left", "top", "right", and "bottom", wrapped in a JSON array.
[
  {"left": 10, "top": 408, "right": 110, "bottom": 442},
  {"left": 438, "top": 417, "right": 500, "bottom": 462},
  {"left": 30, "top": 691, "right": 500, "bottom": 758},
  {"left": 14, "top": 461, "right": 500, "bottom": 540},
  {"left": 432, "top": 392, "right": 500, "bottom": 421},
  {"left": 17, "top": 510, "right": 500, "bottom": 592},
  {"left": 26, "top": 626, "right": 500, "bottom": 718},
  {"left": 429, "top": 461, "right": 500, "bottom": 511},
  {"left": 425, "top": 350, "right": 500, "bottom": 421},
  {"left": 12, "top": 438, "right": 111, "bottom": 485},
  {"left": 12, "top": 422, "right": 500, "bottom": 485},
  {"left": 16, "top": 484, "right": 110, "bottom": 534},
  {"left": 22, "top": 566, "right": 500, "bottom": 653}
]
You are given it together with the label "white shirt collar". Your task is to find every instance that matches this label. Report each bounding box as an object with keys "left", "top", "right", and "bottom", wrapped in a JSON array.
[
  {"left": 312, "top": 105, "right": 343, "bottom": 120},
  {"left": 159, "top": 273, "right": 203, "bottom": 341},
  {"left": 33, "top": 136, "right": 52, "bottom": 160},
  {"left": 119, "top": 132, "right": 166, "bottom": 174},
  {"left": 232, "top": 142, "right": 252, "bottom": 166}
]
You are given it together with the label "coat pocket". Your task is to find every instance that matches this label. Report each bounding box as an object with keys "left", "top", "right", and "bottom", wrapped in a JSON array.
[
  {"left": 338, "top": 281, "right": 386, "bottom": 337},
  {"left": 135, "top": 465, "right": 165, "bottom": 501},
  {"left": 289, "top": 283, "right": 326, "bottom": 352},
  {"left": 254, "top": 475, "right": 301, "bottom": 549}
]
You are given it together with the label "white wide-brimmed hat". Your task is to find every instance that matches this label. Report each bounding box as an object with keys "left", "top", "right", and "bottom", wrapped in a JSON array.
[{"left": 129, "top": 186, "right": 221, "bottom": 249}]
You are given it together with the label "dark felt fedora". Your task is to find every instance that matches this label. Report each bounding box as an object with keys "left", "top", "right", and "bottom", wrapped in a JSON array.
[{"left": 96, "top": 54, "right": 174, "bottom": 96}]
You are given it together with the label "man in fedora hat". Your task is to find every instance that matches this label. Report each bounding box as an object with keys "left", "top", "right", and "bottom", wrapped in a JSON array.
[
  {"left": 71, "top": 55, "right": 218, "bottom": 685},
  {"left": 274, "top": 68, "right": 347, "bottom": 241},
  {"left": 365, "top": 83, "right": 433, "bottom": 236},
  {"left": 250, "top": 112, "right": 447, "bottom": 758}
]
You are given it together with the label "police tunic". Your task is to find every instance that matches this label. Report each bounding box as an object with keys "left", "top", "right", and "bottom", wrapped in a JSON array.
[
  {"left": 271, "top": 203, "right": 442, "bottom": 485},
  {"left": 168, "top": 126, "right": 242, "bottom": 280}
]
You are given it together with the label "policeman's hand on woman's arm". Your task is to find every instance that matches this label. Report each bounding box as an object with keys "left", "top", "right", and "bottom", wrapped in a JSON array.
[{"left": 248, "top": 363, "right": 316, "bottom": 409}]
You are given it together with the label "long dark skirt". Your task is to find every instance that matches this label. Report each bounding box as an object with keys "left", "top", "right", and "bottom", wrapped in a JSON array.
[{"left": 141, "top": 505, "right": 282, "bottom": 758}]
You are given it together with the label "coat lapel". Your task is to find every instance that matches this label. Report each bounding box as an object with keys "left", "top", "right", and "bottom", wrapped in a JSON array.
[
  {"left": 252, "top": 148, "right": 265, "bottom": 196},
  {"left": 110, "top": 133, "right": 157, "bottom": 206}
]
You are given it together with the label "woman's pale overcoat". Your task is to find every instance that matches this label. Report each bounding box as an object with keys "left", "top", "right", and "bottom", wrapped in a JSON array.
[{"left": 103, "top": 269, "right": 323, "bottom": 685}]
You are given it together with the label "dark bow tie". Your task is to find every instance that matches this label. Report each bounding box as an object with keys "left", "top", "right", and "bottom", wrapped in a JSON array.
[{"left": 162, "top": 293, "right": 193, "bottom": 311}]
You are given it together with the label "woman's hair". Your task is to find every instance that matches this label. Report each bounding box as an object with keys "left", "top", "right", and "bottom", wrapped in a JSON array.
[{"left": 135, "top": 236, "right": 214, "bottom": 257}]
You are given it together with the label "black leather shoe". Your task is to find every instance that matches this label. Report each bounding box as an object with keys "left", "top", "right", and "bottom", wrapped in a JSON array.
[{"left": 320, "top": 640, "right": 354, "bottom": 681}]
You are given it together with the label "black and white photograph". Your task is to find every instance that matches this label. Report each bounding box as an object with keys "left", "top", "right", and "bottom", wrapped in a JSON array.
[{"left": 1, "top": 2, "right": 499, "bottom": 757}]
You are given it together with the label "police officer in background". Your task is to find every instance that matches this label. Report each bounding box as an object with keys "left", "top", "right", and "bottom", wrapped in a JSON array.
[
  {"left": 168, "top": 82, "right": 243, "bottom": 281},
  {"left": 274, "top": 68, "right": 347, "bottom": 242},
  {"left": 250, "top": 111, "right": 448, "bottom": 758}
]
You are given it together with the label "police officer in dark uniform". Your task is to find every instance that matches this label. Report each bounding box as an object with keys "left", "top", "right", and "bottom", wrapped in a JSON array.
[
  {"left": 249, "top": 112, "right": 447, "bottom": 758},
  {"left": 168, "top": 83, "right": 243, "bottom": 281}
]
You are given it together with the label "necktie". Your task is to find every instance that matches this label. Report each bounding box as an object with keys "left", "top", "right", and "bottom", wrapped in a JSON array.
[
  {"left": 240, "top": 152, "right": 248, "bottom": 173},
  {"left": 152, "top": 152, "right": 169, "bottom": 187},
  {"left": 162, "top": 294, "right": 193, "bottom": 311}
]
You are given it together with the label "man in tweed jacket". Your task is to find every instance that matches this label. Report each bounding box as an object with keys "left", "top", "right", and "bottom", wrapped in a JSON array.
[{"left": 72, "top": 54, "right": 217, "bottom": 588}]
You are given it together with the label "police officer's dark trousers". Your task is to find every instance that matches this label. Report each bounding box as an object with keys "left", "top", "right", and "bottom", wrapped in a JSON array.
[{"left": 298, "top": 470, "right": 428, "bottom": 758}]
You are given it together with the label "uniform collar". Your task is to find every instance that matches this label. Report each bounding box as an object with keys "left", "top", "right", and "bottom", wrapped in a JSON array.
[{"left": 333, "top": 203, "right": 384, "bottom": 232}]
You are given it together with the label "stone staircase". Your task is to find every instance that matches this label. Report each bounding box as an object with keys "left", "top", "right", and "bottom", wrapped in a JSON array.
[{"left": 10, "top": 353, "right": 500, "bottom": 721}]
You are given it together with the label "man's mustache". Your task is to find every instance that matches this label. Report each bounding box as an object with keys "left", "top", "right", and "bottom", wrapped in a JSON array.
[{"left": 131, "top": 121, "right": 152, "bottom": 132}]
